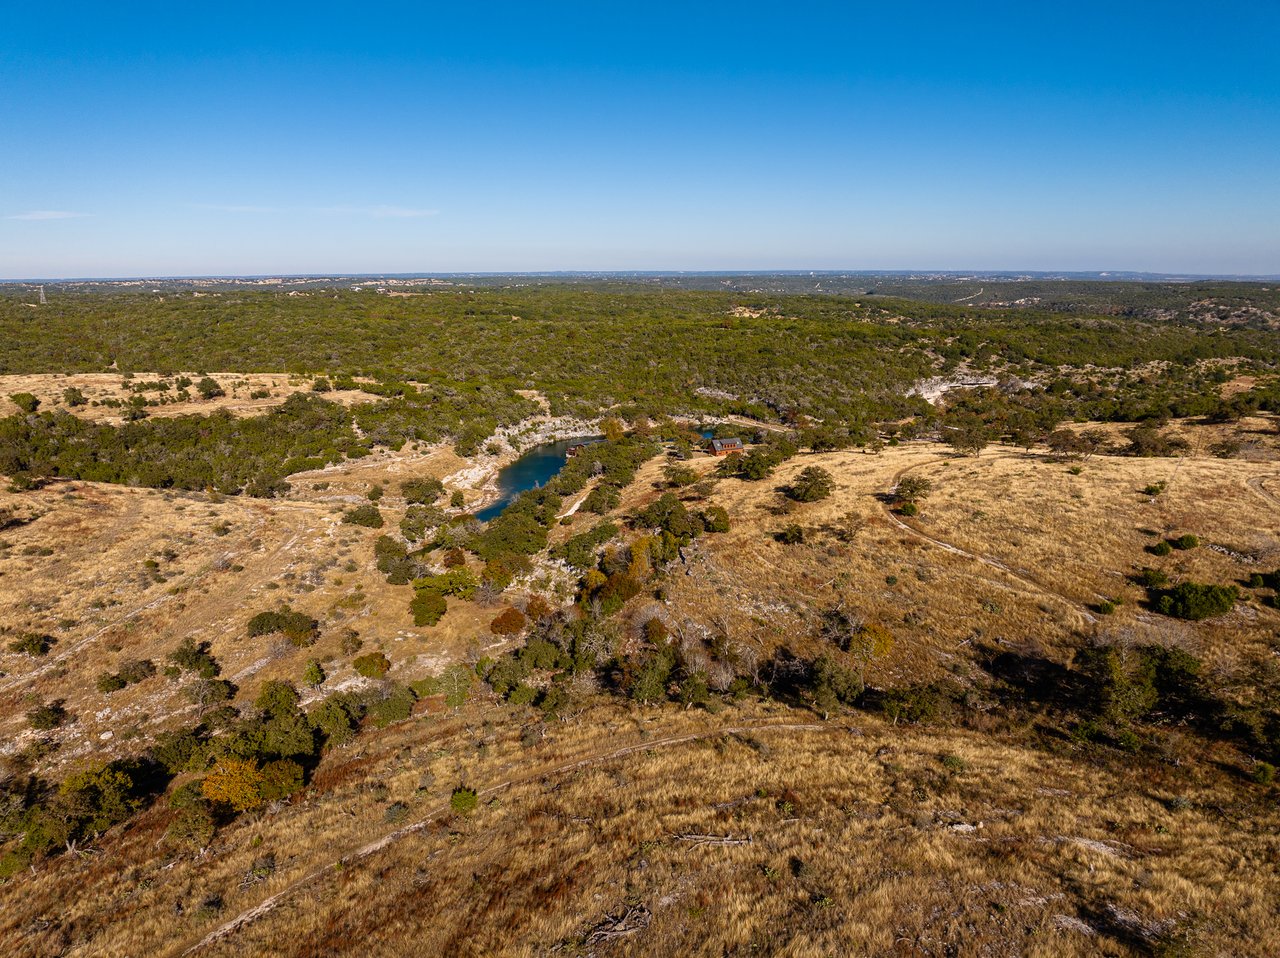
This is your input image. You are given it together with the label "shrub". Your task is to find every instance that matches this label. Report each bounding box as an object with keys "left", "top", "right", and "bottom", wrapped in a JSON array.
[
  {"left": 1149, "top": 541, "right": 1173, "bottom": 557},
  {"left": 1254, "top": 762, "right": 1276, "bottom": 785},
  {"left": 898, "top": 502, "right": 919, "bottom": 517},
  {"left": 1124, "top": 427, "right": 1187, "bottom": 458},
  {"left": 367, "top": 483, "right": 383, "bottom": 501},
  {"left": 475, "top": 510, "right": 548, "bottom": 559},
  {"left": 881, "top": 683, "right": 952, "bottom": 724},
  {"left": 57, "top": 762, "right": 142, "bottom": 837},
  {"left": 553, "top": 521, "right": 619, "bottom": 570},
  {"left": 628, "top": 649, "right": 675, "bottom": 704},
  {"left": 1097, "top": 600, "right": 1117, "bottom": 615},
  {"left": 700, "top": 505, "right": 730, "bottom": 533},
  {"left": 810, "top": 654, "right": 862, "bottom": 716},
  {"left": 10, "top": 392, "right": 39, "bottom": 413},
  {"left": 410, "top": 589, "right": 448, "bottom": 626},
  {"left": 1142, "top": 481, "right": 1167, "bottom": 497},
  {"left": 195, "top": 377, "right": 224, "bottom": 400},
  {"left": 96, "top": 672, "right": 128, "bottom": 694},
  {"left": 8, "top": 632, "right": 52, "bottom": 656},
  {"left": 353, "top": 652, "right": 391, "bottom": 678},
  {"left": 339, "top": 628, "right": 362, "bottom": 654},
  {"left": 167, "top": 803, "right": 216, "bottom": 848},
  {"left": 1135, "top": 568, "right": 1168, "bottom": 589},
  {"left": 342, "top": 504, "right": 384, "bottom": 528},
  {"left": 401, "top": 477, "right": 444, "bottom": 504},
  {"left": 384, "top": 801, "right": 409, "bottom": 823},
  {"left": 63, "top": 386, "right": 87, "bottom": 407},
  {"left": 1171, "top": 534, "right": 1199, "bottom": 550},
  {"left": 1155, "top": 582, "right": 1238, "bottom": 621},
  {"left": 374, "top": 534, "right": 408, "bottom": 573},
  {"left": 418, "top": 568, "right": 478, "bottom": 598},
  {"left": 247, "top": 607, "right": 318, "bottom": 644},
  {"left": 152, "top": 728, "right": 203, "bottom": 775},
  {"left": 117, "top": 658, "right": 156, "bottom": 684},
  {"left": 450, "top": 786, "right": 479, "bottom": 814},
  {"left": 302, "top": 659, "right": 325, "bottom": 686},
  {"left": 776, "top": 524, "right": 805, "bottom": 545},
  {"left": 27, "top": 700, "right": 68, "bottom": 729},
  {"left": 168, "top": 638, "right": 220, "bottom": 677},
  {"left": 490, "top": 607, "right": 528, "bottom": 636},
  {"left": 311, "top": 377, "right": 331, "bottom": 393},
  {"left": 367, "top": 683, "right": 417, "bottom": 727}
]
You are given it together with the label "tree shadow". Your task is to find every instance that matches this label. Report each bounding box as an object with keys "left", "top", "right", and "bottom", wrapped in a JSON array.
[{"left": 975, "top": 643, "right": 1090, "bottom": 712}]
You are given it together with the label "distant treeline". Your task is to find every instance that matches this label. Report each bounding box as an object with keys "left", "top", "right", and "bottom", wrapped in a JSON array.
[{"left": 1, "top": 286, "right": 1277, "bottom": 494}]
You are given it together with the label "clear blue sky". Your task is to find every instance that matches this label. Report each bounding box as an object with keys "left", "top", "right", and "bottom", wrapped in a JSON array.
[{"left": 2, "top": 1, "right": 1278, "bottom": 278}]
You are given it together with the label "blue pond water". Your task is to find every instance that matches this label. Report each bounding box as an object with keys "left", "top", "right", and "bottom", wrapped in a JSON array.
[{"left": 475, "top": 436, "right": 603, "bottom": 522}]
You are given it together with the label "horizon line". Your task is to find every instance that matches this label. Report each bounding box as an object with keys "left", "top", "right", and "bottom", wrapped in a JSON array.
[{"left": 3, "top": 268, "right": 1279, "bottom": 284}]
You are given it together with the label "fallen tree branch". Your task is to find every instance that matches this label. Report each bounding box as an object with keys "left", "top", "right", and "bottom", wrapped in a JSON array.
[
  {"left": 585, "top": 904, "right": 651, "bottom": 944},
  {"left": 672, "top": 832, "right": 753, "bottom": 847}
]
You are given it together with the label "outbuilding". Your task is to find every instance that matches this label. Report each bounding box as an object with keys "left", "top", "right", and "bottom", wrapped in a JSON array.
[{"left": 708, "top": 437, "right": 745, "bottom": 456}]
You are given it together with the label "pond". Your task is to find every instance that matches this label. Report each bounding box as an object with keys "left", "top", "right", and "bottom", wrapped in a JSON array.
[{"left": 475, "top": 436, "right": 603, "bottom": 522}]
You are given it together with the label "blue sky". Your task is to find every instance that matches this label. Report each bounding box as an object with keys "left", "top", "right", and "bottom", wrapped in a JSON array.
[{"left": 2, "top": 1, "right": 1278, "bottom": 277}]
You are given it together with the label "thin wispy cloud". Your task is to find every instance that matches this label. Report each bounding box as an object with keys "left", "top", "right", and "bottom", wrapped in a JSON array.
[
  {"left": 6, "top": 210, "right": 89, "bottom": 221},
  {"left": 197, "top": 204, "right": 438, "bottom": 218},
  {"left": 324, "top": 205, "right": 440, "bottom": 219}
]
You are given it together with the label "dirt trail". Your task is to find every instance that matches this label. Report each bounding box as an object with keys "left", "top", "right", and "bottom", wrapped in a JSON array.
[
  {"left": 883, "top": 454, "right": 1098, "bottom": 628},
  {"left": 176, "top": 718, "right": 825, "bottom": 956},
  {"left": 1245, "top": 475, "right": 1280, "bottom": 510}
]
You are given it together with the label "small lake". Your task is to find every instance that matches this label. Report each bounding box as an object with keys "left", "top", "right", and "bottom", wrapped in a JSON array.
[{"left": 475, "top": 436, "right": 603, "bottom": 522}]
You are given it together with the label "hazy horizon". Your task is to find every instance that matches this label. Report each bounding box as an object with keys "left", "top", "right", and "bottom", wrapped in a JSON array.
[{"left": 6, "top": 267, "right": 1280, "bottom": 285}]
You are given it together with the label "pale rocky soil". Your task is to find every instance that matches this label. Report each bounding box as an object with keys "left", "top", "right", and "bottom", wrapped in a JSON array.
[{"left": 0, "top": 372, "right": 373, "bottom": 424}]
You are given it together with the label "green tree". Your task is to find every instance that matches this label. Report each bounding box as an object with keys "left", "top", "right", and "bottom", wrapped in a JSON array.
[
  {"left": 788, "top": 466, "right": 835, "bottom": 502},
  {"left": 893, "top": 476, "right": 932, "bottom": 506}
]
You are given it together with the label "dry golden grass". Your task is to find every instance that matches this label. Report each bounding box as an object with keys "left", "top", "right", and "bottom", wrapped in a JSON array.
[
  {"left": 657, "top": 435, "right": 1280, "bottom": 687},
  {"left": 4, "top": 422, "right": 1280, "bottom": 956},
  {"left": 5, "top": 697, "right": 1276, "bottom": 957},
  {"left": 0, "top": 443, "right": 541, "bottom": 781}
]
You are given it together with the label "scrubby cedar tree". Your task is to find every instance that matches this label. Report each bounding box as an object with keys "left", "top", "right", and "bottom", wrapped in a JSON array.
[
  {"left": 411, "top": 590, "right": 448, "bottom": 626},
  {"left": 342, "top": 504, "right": 384, "bottom": 528},
  {"left": 353, "top": 652, "right": 391, "bottom": 677}
]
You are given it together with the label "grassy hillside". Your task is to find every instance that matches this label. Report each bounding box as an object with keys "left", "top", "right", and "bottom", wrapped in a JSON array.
[{"left": 1, "top": 284, "right": 1279, "bottom": 956}]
